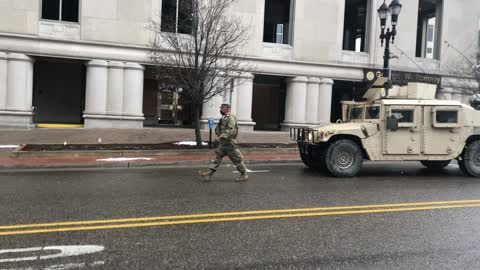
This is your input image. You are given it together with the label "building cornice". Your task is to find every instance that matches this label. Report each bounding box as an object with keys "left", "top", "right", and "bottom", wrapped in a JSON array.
[{"left": 0, "top": 32, "right": 368, "bottom": 80}]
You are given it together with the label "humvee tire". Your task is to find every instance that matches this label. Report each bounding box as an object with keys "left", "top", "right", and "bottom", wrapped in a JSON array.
[
  {"left": 300, "top": 151, "right": 315, "bottom": 169},
  {"left": 325, "top": 139, "right": 363, "bottom": 178},
  {"left": 300, "top": 145, "right": 327, "bottom": 171},
  {"left": 420, "top": 160, "right": 451, "bottom": 170},
  {"left": 459, "top": 140, "right": 480, "bottom": 177}
]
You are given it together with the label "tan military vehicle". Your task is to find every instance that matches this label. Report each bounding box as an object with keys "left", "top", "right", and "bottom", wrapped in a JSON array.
[{"left": 291, "top": 83, "right": 480, "bottom": 178}]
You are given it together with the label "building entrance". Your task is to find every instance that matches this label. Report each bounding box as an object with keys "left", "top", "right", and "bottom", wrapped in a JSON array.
[
  {"left": 33, "top": 58, "right": 86, "bottom": 125},
  {"left": 252, "top": 75, "right": 286, "bottom": 131},
  {"left": 143, "top": 75, "right": 193, "bottom": 127}
]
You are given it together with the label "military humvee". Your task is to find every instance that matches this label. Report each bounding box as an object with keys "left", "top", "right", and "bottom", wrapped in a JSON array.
[{"left": 291, "top": 83, "right": 480, "bottom": 178}]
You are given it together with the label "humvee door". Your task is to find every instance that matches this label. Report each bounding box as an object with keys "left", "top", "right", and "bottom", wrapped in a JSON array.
[{"left": 384, "top": 106, "right": 422, "bottom": 155}]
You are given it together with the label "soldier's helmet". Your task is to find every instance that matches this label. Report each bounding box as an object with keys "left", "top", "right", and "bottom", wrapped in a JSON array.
[{"left": 469, "top": 94, "right": 480, "bottom": 110}]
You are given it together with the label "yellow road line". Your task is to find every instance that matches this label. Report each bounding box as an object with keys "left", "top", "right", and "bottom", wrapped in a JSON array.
[
  {"left": 1, "top": 199, "right": 479, "bottom": 230},
  {"left": 1, "top": 203, "right": 480, "bottom": 236},
  {"left": 36, "top": 123, "right": 84, "bottom": 129}
]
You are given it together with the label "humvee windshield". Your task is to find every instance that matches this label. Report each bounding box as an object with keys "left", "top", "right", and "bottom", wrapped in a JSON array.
[
  {"left": 346, "top": 105, "right": 380, "bottom": 121},
  {"left": 366, "top": 106, "right": 380, "bottom": 119},
  {"left": 349, "top": 107, "right": 364, "bottom": 120}
]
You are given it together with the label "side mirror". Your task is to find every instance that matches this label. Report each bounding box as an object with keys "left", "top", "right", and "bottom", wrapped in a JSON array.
[{"left": 387, "top": 116, "right": 399, "bottom": 131}]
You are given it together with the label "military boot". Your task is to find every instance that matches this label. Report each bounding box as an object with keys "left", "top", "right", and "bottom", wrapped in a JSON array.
[
  {"left": 235, "top": 173, "right": 248, "bottom": 182},
  {"left": 198, "top": 170, "right": 214, "bottom": 182}
]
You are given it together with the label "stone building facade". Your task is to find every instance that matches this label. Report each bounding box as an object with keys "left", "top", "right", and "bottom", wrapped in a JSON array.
[{"left": 0, "top": 0, "right": 478, "bottom": 130}]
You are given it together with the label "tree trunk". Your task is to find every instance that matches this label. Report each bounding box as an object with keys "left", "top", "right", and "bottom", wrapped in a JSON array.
[{"left": 193, "top": 103, "right": 203, "bottom": 146}]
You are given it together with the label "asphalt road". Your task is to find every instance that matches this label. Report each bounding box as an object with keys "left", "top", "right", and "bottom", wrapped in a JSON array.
[{"left": 0, "top": 162, "right": 480, "bottom": 269}]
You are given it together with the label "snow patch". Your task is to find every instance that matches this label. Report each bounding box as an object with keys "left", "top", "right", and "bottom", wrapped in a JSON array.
[
  {"left": 174, "top": 141, "right": 208, "bottom": 146},
  {"left": 97, "top": 157, "right": 154, "bottom": 162}
]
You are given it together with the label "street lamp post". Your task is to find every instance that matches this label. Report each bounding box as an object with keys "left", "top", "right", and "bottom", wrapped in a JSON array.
[{"left": 378, "top": 0, "right": 402, "bottom": 96}]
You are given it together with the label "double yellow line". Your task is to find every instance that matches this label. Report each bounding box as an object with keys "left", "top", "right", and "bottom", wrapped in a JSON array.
[{"left": 1, "top": 200, "right": 480, "bottom": 236}]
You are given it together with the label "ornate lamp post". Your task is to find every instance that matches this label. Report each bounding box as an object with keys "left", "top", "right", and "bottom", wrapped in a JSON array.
[{"left": 378, "top": 0, "right": 402, "bottom": 96}]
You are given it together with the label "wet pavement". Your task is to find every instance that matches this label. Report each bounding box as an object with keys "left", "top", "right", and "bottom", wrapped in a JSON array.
[{"left": 0, "top": 162, "right": 479, "bottom": 269}]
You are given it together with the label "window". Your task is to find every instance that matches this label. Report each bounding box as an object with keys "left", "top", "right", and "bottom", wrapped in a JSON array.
[
  {"left": 263, "top": 0, "right": 292, "bottom": 44},
  {"left": 436, "top": 111, "right": 458, "bottom": 124},
  {"left": 343, "top": 0, "right": 368, "bottom": 52},
  {"left": 349, "top": 107, "right": 364, "bottom": 120},
  {"left": 161, "top": 0, "right": 193, "bottom": 34},
  {"left": 391, "top": 110, "right": 414, "bottom": 123},
  {"left": 365, "top": 106, "right": 380, "bottom": 119},
  {"left": 416, "top": 0, "right": 442, "bottom": 59},
  {"left": 42, "top": 0, "right": 79, "bottom": 23}
]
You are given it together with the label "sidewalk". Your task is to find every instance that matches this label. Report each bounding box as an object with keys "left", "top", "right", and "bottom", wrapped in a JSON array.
[
  {"left": 0, "top": 128, "right": 292, "bottom": 145},
  {"left": 0, "top": 128, "right": 300, "bottom": 170}
]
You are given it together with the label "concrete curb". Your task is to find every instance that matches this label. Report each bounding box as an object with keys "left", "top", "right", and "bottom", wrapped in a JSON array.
[
  {"left": 0, "top": 159, "right": 302, "bottom": 171},
  {"left": 11, "top": 147, "right": 299, "bottom": 158}
]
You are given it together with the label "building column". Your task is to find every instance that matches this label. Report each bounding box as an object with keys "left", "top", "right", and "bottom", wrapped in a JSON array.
[
  {"left": 234, "top": 73, "right": 255, "bottom": 132},
  {"left": 282, "top": 76, "right": 308, "bottom": 131},
  {"left": 107, "top": 61, "right": 124, "bottom": 115},
  {"left": 200, "top": 91, "right": 225, "bottom": 130},
  {"left": 0, "top": 52, "right": 34, "bottom": 129},
  {"left": 84, "top": 60, "right": 145, "bottom": 128},
  {"left": 0, "top": 52, "right": 7, "bottom": 111},
  {"left": 122, "top": 63, "right": 145, "bottom": 127},
  {"left": 318, "top": 78, "right": 334, "bottom": 124},
  {"left": 84, "top": 60, "right": 108, "bottom": 117},
  {"left": 305, "top": 77, "right": 320, "bottom": 125}
]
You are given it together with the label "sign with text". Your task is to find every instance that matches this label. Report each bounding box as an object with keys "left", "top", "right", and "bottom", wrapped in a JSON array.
[{"left": 364, "top": 69, "right": 442, "bottom": 87}]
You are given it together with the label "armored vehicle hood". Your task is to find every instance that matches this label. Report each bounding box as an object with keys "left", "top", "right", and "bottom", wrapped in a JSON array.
[{"left": 313, "top": 122, "right": 380, "bottom": 142}]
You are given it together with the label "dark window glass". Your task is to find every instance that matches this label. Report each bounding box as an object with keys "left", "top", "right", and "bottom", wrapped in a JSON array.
[
  {"left": 161, "top": 0, "right": 177, "bottom": 33},
  {"left": 350, "top": 107, "right": 364, "bottom": 120},
  {"left": 366, "top": 106, "right": 380, "bottom": 119},
  {"left": 416, "top": 0, "right": 441, "bottom": 59},
  {"left": 263, "top": 0, "right": 290, "bottom": 44},
  {"left": 392, "top": 110, "right": 414, "bottom": 123},
  {"left": 436, "top": 111, "right": 458, "bottom": 124},
  {"left": 178, "top": 0, "right": 193, "bottom": 34},
  {"left": 343, "top": 0, "right": 368, "bottom": 52},
  {"left": 42, "top": 0, "right": 60, "bottom": 20},
  {"left": 62, "top": 0, "right": 79, "bottom": 22}
]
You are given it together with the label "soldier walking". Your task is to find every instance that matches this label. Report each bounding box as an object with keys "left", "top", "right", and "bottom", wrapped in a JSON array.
[{"left": 199, "top": 104, "right": 249, "bottom": 182}]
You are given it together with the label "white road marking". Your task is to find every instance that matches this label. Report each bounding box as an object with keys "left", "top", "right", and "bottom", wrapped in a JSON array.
[
  {"left": 0, "top": 245, "right": 104, "bottom": 263},
  {"left": 96, "top": 157, "right": 154, "bottom": 162},
  {"left": 1, "top": 261, "right": 104, "bottom": 270},
  {"left": 234, "top": 169, "right": 270, "bottom": 173},
  {"left": 0, "top": 145, "right": 18, "bottom": 149}
]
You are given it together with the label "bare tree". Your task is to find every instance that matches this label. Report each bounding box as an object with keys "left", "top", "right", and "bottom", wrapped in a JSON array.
[
  {"left": 442, "top": 40, "right": 480, "bottom": 97},
  {"left": 148, "top": 0, "right": 251, "bottom": 146}
]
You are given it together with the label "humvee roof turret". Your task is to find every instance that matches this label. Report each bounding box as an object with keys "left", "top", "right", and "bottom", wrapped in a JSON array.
[{"left": 291, "top": 83, "right": 480, "bottom": 178}]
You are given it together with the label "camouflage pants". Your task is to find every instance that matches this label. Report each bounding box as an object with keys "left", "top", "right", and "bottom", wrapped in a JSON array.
[{"left": 210, "top": 143, "right": 247, "bottom": 175}]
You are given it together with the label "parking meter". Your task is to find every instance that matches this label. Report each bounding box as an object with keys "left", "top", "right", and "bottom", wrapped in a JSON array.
[{"left": 208, "top": 118, "right": 214, "bottom": 149}]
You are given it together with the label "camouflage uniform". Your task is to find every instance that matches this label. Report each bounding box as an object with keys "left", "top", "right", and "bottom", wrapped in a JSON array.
[
  {"left": 210, "top": 114, "right": 248, "bottom": 175},
  {"left": 210, "top": 114, "right": 247, "bottom": 175},
  {"left": 199, "top": 112, "right": 248, "bottom": 182}
]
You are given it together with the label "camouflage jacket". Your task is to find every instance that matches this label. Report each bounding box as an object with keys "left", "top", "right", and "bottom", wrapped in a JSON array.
[{"left": 215, "top": 114, "right": 239, "bottom": 144}]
